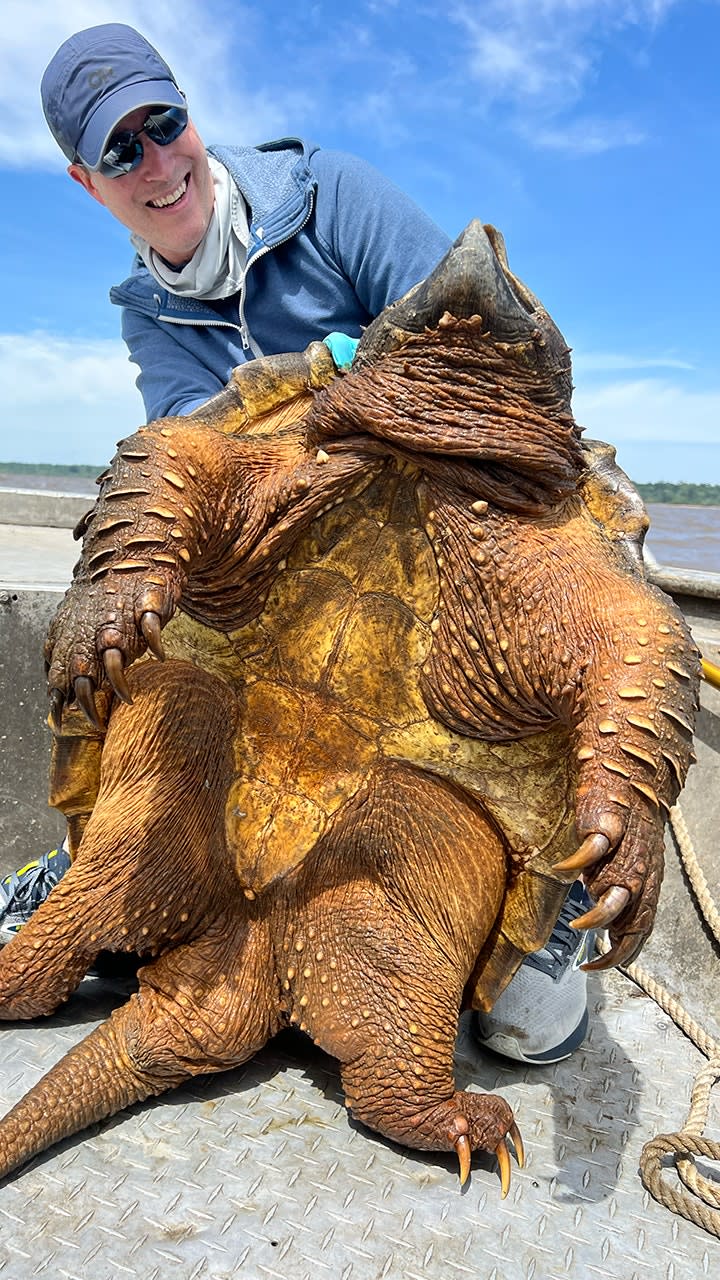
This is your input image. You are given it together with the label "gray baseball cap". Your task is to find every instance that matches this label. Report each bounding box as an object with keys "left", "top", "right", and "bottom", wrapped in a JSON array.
[{"left": 41, "top": 23, "right": 185, "bottom": 169}]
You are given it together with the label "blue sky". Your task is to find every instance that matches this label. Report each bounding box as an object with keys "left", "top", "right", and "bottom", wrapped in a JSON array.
[{"left": 0, "top": 0, "right": 718, "bottom": 483}]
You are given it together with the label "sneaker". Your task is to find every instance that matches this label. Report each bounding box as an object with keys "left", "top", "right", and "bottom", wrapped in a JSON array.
[
  {"left": 0, "top": 840, "right": 71, "bottom": 945},
  {"left": 473, "top": 881, "right": 596, "bottom": 1064}
]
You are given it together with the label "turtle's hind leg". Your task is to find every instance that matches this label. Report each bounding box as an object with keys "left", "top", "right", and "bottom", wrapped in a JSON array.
[
  {"left": 0, "top": 907, "right": 280, "bottom": 1181},
  {"left": 285, "top": 763, "right": 522, "bottom": 1191},
  {"left": 0, "top": 659, "right": 238, "bottom": 1018}
]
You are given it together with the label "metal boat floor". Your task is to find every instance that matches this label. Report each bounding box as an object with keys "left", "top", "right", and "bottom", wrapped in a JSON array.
[{"left": 0, "top": 968, "right": 714, "bottom": 1279}]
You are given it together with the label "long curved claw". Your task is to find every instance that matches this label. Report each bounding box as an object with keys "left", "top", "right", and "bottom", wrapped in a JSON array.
[
  {"left": 552, "top": 832, "right": 610, "bottom": 874},
  {"left": 572, "top": 884, "right": 631, "bottom": 931},
  {"left": 140, "top": 610, "right": 166, "bottom": 661},
  {"left": 73, "top": 675, "right": 103, "bottom": 730},
  {"left": 454, "top": 1133, "right": 472, "bottom": 1186},
  {"left": 48, "top": 687, "right": 64, "bottom": 732},
  {"left": 103, "top": 648, "right": 133, "bottom": 705},
  {"left": 509, "top": 1121, "right": 525, "bottom": 1169},
  {"left": 495, "top": 1138, "right": 511, "bottom": 1198},
  {"left": 583, "top": 930, "right": 644, "bottom": 972}
]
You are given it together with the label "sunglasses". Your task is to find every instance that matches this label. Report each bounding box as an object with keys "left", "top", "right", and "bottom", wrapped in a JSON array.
[{"left": 96, "top": 105, "right": 189, "bottom": 178}]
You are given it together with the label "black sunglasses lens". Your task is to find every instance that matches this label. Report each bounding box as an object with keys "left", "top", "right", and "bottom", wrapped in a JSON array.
[
  {"left": 100, "top": 106, "right": 188, "bottom": 175},
  {"left": 102, "top": 133, "right": 144, "bottom": 175},
  {"left": 144, "top": 107, "right": 188, "bottom": 146}
]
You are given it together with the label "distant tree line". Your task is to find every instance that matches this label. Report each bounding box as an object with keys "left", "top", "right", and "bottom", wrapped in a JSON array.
[
  {"left": 635, "top": 482, "right": 720, "bottom": 506},
  {"left": 0, "top": 461, "right": 101, "bottom": 477},
  {"left": 2, "top": 464, "right": 719, "bottom": 507}
]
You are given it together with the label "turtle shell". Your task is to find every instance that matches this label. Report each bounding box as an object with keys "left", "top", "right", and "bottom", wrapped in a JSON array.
[{"left": 160, "top": 465, "right": 577, "bottom": 900}]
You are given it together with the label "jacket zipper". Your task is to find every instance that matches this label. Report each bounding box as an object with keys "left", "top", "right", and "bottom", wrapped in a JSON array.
[
  {"left": 151, "top": 190, "right": 316, "bottom": 356},
  {"left": 152, "top": 304, "right": 240, "bottom": 331},
  {"left": 238, "top": 189, "right": 316, "bottom": 351}
]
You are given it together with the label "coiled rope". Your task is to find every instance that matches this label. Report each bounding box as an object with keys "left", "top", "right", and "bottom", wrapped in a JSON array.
[{"left": 597, "top": 802, "right": 720, "bottom": 1237}]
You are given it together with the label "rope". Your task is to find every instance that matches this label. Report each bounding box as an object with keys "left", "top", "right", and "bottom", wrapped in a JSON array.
[
  {"left": 669, "top": 802, "right": 720, "bottom": 945},
  {"left": 596, "top": 801, "right": 720, "bottom": 1237}
]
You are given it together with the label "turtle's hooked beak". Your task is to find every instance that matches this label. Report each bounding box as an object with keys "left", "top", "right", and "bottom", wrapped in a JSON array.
[{"left": 354, "top": 220, "right": 573, "bottom": 413}]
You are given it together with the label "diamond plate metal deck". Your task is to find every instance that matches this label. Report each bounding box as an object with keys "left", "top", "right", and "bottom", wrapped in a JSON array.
[{"left": 0, "top": 967, "right": 714, "bottom": 1280}]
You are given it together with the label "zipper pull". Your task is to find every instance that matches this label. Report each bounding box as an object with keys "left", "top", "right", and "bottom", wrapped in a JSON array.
[{"left": 238, "top": 288, "right": 250, "bottom": 349}]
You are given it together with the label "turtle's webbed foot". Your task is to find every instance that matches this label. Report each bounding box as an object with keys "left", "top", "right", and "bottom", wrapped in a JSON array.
[
  {"left": 406, "top": 1091, "right": 522, "bottom": 1196},
  {"left": 342, "top": 1052, "right": 522, "bottom": 1196},
  {"left": 446, "top": 1100, "right": 525, "bottom": 1194}
]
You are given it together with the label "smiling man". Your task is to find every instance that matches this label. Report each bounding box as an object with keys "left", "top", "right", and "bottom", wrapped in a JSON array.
[
  {"left": 68, "top": 101, "right": 215, "bottom": 268},
  {"left": 7, "top": 22, "right": 597, "bottom": 1069},
  {"left": 39, "top": 23, "right": 454, "bottom": 424}
]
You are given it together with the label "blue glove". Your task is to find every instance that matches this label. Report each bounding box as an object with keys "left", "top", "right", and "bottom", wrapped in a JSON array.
[{"left": 323, "top": 332, "right": 359, "bottom": 371}]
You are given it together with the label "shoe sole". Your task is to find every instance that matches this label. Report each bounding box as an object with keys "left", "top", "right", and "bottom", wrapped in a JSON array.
[{"left": 474, "top": 1007, "right": 590, "bottom": 1065}]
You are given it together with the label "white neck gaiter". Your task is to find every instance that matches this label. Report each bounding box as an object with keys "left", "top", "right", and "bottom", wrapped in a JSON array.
[{"left": 131, "top": 156, "right": 250, "bottom": 299}]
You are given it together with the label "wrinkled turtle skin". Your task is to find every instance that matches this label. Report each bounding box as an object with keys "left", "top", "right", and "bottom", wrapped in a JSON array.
[{"left": 0, "top": 223, "right": 700, "bottom": 1193}]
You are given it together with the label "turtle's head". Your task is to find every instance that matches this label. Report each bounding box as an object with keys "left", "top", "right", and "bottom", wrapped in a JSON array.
[
  {"left": 313, "top": 221, "right": 583, "bottom": 512},
  {"left": 354, "top": 221, "right": 573, "bottom": 415}
]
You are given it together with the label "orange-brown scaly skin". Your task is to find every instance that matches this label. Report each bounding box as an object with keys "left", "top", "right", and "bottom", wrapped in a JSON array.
[
  {"left": 419, "top": 485, "right": 697, "bottom": 964},
  {"left": 0, "top": 223, "right": 699, "bottom": 1187}
]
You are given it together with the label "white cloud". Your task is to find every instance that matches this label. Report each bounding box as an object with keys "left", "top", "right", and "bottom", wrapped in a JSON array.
[
  {"left": 0, "top": 0, "right": 304, "bottom": 171},
  {"left": 572, "top": 351, "right": 694, "bottom": 372},
  {"left": 452, "top": 0, "right": 676, "bottom": 103},
  {"left": 344, "top": 91, "right": 412, "bottom": 146},
  {"left": 0, "top": 331, "right": 142, "bottom": 465},
  {"left": 1, "top": 0, "right": 688, "bottom": 169},
  {"left": 449, "top": 0, "right": 679, "bottom": 148},
  {"left": 572, "top": 373, "right": 720, "bottom": 444},
  {"left": 528, "top": 116, "right": 646, "bottom": 153}
]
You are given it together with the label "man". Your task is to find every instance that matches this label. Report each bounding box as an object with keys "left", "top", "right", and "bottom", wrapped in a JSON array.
[
  {"left": 0, "top": 23, "right": 594, "bottom": 1065},
  {"left": 41, "top": 22, "right": 452, "bottom": 424}
]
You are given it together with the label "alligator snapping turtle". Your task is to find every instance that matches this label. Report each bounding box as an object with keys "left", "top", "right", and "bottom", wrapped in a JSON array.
[{"left": 0, "top": 223, "right": 700, "bottom": 1192}]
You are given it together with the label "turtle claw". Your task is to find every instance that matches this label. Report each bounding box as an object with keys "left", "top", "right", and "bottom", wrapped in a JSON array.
[
  {"left": 454, "top": 1133, "right": 472, "bottom": 1186},
  {"left": 103, "top": 649, "right": 133, "bottom": 705},
  {"left": 495, "top": 1138, "right": 512, "bottom": 1198},
  {"left": 552, "top": 832, "right": 610, "bottom": 874},
  {"left": 509, "top": 1120, "right": 525, "bottom": 1169},
  {"left": 73, "top": 676, "right": 103, "bottom": 730},
  {"left": 453, "top": 1120, "right": 523, "bottom": 1193},
  {"left": 572, "top": 884, "right": 631, "bottom": 931},
  {"left": 140, "top": 610, "right": 166, "bottom": 661}
]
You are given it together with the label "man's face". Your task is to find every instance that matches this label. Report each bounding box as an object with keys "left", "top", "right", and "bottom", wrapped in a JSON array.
[{"left": 68, "top": 106, "right": 215, "bottom": 266}]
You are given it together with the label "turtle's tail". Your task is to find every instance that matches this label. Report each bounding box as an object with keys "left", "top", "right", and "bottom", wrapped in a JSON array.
[{"left": 0, "top": 1010, "right": 172, "bottom": 1181}]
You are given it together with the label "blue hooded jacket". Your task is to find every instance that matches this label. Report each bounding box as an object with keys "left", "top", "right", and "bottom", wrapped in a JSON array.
[{"left": 109, "top": 138, "right": 452, "bottom": 423}]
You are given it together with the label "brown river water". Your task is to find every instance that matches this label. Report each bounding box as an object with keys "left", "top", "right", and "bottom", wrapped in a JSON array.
[
  {"left": 645, "top": 504, "right": 720, "bottom": 574},
  {"left": 1, "top": 477, "right": 718, "bottom": 575}
]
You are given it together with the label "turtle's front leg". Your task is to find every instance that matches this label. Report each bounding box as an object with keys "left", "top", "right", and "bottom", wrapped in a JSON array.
[
  {"left": 421, "top": 487, "right": 700, "bottom": 970},
  {"left": 44, "top": 420, "right": 242, "bottom": 725},
  {"left": 45, "top": 413, "right": 370, "bottom": 726},
  {"left": 550, "top": 581, "right": 700, "bottom": 967}
]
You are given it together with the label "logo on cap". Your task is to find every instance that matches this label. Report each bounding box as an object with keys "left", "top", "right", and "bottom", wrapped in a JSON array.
[{"left": 88, "top": 66, "right": 114, "bottom": 90}]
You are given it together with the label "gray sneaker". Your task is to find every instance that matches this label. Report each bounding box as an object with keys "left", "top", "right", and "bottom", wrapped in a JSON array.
[
  {"left": 0, "top": 841, "right": 71, "bottom": 945},
  {"left": 473, "top": 881, "right": 596, "bottom": 1064}
]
